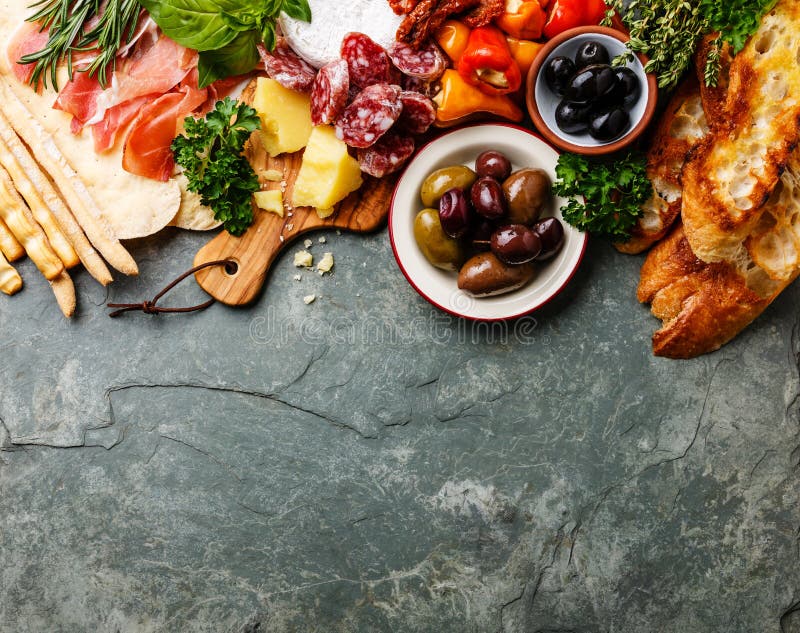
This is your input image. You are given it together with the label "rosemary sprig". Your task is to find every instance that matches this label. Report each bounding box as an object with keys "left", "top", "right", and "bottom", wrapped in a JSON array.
[{"left": 18, "top": 0, "right": 142, "bottom": 91}]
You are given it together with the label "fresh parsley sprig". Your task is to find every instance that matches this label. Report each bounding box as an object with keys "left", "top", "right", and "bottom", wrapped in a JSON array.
[
  {"left": 553, "top": 152, "right": 651, "bottom": 241},
  {"left": 172, "top": 98, "right": 261, "bottom": 237}
]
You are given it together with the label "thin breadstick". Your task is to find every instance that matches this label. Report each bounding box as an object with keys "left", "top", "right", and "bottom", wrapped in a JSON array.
[
  {"left": 0, "top": 84, "right": 138, "bottom": 276},
  {"left": 0, "top": 216, "right": 24, "bottom": 262},
  {"left": 0, "top": 133, "right": 79, "bottom": 268},
  {"left": 0, "top": 132, "right": 112, "bottom": 284},
  {"left": 0, "top": 165, "right": 63, "bottom": 281},
  {"left": 49, "top": 271, "right": 76, "bottom": 317},
  {"left": 0, "top": 249, "right": 22, "bottom": 295}
]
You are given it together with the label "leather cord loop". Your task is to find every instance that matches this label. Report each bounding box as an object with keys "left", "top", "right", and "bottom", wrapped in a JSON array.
[{"left": 107, "top": 259, "right": 235, "bottom": 318}]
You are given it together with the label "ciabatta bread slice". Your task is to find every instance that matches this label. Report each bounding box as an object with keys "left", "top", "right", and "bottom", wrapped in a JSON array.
[
  {"left": 616, "top": 77, "right": 708, "bottom": 254},
  {"left": 681, "top": 0, "right": 800, "bottom": 263}
]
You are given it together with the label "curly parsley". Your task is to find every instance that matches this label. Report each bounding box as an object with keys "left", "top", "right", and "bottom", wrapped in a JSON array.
[
  {"left": 553, "top": 152, "right": 651, "bottom": 241},
  {"left": 172, "top": 98, "right": 261, "bottom": 237}
]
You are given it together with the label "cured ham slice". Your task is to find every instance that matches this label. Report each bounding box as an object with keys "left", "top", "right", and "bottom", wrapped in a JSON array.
[
  {"left": 6, "top": 21, "right": 49, "bottom": 85},
  {"left": 122, "top": 84, "right": 206, "bottom": 181},
  {"left": 92, "top": 93, "right": 155, "bottom": 153}
]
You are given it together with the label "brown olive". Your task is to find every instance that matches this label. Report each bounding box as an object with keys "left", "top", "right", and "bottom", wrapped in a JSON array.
[
  {"left": 420, "top": 165, "right": 477, "bottom": 208},
  {"left": 457, "top": 252, "right": 535, "bottom": 297},
  {"left": 502, "top": 168, "right": 551, "bottom": 225},
  {"left": 532, "top": 217, "right": 565, "bottom": 260},
  {"left": 414, "top": 208, "right": 467, "bottom": 271},
  {"left": 491, "top": 224, "right": 542, "bottom": 264}
]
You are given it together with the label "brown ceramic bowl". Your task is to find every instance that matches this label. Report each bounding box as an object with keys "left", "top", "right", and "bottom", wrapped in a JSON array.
[{"left": 526, "top": 26, "right": 658, "bottom": 155}]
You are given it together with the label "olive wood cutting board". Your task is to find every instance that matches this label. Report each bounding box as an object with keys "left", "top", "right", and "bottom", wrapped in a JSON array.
[{"left": 194, "top": 81, "right": 397, "bottom": 306}]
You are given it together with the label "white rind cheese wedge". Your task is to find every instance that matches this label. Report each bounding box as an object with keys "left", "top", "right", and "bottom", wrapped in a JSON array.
[{"left": 280, "top": 0, "right": 404, "bottom": 69}]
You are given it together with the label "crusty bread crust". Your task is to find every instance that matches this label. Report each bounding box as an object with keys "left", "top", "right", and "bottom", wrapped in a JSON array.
[
  {"left": 638, "top": 224, "right": 779, "bottom": 359},
  {"left": 616, "top": 77, "right": 708, "bottom": 254},
  {"left": 682, "top": 0, "right": 800, "bottom": 263}
]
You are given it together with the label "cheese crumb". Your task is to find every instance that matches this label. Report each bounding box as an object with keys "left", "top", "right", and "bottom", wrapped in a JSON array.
[
  {"left": 293, "top": 274, "right": 302, "bottom": 281},
  {"left": 318, "top": 236, "right": 327, "bottom": 243},
  {"left": 317, "top": 252, "right": 334, "bottom": 275},
  {"left": 263, "top": 169, "right": 283, "bottom": 182},
  {"left": 304, "top": 239, "right": 313, "bottom": 249},
  {"left": 293, "top": 250, "right": 313, "bottom": 267},
  {"left": 253, "top": 190, "right": 284, "bottom": 216},
  {"left": 303, "top": 294, "right": 316, "bottom": 305},
  {"left": 316, "top": 207, "right": 335, "bottom": 219}
]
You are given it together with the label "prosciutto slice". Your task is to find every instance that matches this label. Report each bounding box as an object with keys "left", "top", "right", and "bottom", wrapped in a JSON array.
[{"left": 122, "top": 82, "right": 207, "bottom": 181}]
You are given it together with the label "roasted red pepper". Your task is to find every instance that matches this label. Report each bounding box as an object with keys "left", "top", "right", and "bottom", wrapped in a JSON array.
[
  {"left": 495, "top": 0, "right": 547, "bottom": 40},
  {"left": 458, "top": 26, "right": 522, "bottom": 96},
  {"left": 543, "top": 0, "right": 608, "bottom": 40}
]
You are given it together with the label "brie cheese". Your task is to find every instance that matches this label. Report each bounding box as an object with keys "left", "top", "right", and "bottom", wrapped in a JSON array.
[{"left": 280, "top": 0, "right": 404, "bottom": 69}]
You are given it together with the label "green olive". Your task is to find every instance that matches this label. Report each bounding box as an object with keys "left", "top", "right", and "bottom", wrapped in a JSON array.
[
  {"left": 420, "top": 165, "right": 477, "bottom": 208},
  {"left": 414, "top": 208, "right": 467, "bottom": 271},
  {"left": 502, "top": 168, "right": 551, "bottom": 226}
]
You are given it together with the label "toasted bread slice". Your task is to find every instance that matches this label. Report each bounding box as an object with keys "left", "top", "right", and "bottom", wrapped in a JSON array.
[
  {"left": 616, "top": 77, "right": 708, "bottom": 254},
  {"left": 682, "top": 0, "right": 800, "bottom": 263}
]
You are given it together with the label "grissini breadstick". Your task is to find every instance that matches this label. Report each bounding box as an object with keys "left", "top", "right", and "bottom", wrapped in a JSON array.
[
  {"left": 0, "top": 165, "right": 63, "bottom": 280},
  {"left": 0, "top": 132, "right": 112, "bottom": 284},
  {"left": 0, "top": 216, "right": 24, "bottom": 262},
  {"left": 49, "top": 271, "right": 76, "bottom": 317},
  {"left": 0, "top": 85, "right": 138, "bottom": 276},
  {"left": 0, "top": 249, "right": 21, "bottom": 295}
]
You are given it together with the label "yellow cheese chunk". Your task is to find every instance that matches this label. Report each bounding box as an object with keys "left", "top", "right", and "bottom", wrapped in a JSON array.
[
  {"left": 254, "top": 77, "right": 313, "bottom": 157},
  {"left": 292, "top": 126, "right": 363, "bottom": 211},
  {"left": 253, "top": 190, "right": 284, "bottom": 217}
]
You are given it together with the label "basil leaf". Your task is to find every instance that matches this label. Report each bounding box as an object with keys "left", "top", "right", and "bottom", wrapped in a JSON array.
[
  {"left": 221, "top": 10, "right": 259, "bottom": 32},
  {"left": 280, "top": 0, "right": 312, "bottom": 22},
  {"left": 261, "top": 21, "right": 276, "bottom": 52},
  {"left": 139, "top": 0, "right": 246, "bottom": 51},
  {"left": 197, "top": 30, "right": 260, "bottom": 87}
]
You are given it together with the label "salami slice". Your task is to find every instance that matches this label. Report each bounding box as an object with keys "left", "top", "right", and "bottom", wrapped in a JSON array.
[
  {"left": 341, "top": 32, "right": 394, "bottom": 89},
  {"left": 335, "top": 84, "right": 403, "bottom": 149},
  {"left": 311, "top": 59, "right": 350, "bottom": 126},
  {"left": 397, "top": 90, "right": 436, "bottom": 135},
  {"left": 357, "top": 133, "right": 415, "bottom": 178},
  {"left": 388, "top": 41, "right": 447, "bottom": 81},
  {"left": 401, "top": 74, "right": 437, "bottom": 97},
  {"left": 258, "top": 43, "right": 316, "bottom": 93}
]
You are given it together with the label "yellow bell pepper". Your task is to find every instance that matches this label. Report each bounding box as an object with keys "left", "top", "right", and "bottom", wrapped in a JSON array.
[
  {"left": 506, "top": 36, "right": 543, "bottom": 79},
  {"left": 434, "top": 20, "right": 471, "bottom": 64},
  {"left": 433, "top": 69, "right": 523, "bottom": 127},
  {"left": 495, "top": 0, "right": 547, "bottom": 40}
]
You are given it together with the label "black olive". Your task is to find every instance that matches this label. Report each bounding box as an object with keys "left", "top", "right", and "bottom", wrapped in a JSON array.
[
  {"left": 564, "top": 64, "right": 618, "bottom": 104},
  {"left": 614, "top": 67, "right": 641, "bottom": 107},
  {"left": 555, "top": 100, "right": 592, "bottom": 134},
  {"left": 589, "top": 107, "right": 631, "bottom": 141},
  {"left": 544, "top": 56, "right": 576, "bottom": 97},
  {"left": 575, "top": 41, "right": 610, "bottom": 69}
]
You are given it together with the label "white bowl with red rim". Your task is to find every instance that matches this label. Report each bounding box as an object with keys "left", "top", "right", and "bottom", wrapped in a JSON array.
[{"left": 389, "top": 123, "right": 588, "bottom": 321}]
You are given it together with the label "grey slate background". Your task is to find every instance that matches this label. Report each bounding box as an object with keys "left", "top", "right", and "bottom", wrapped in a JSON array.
[{"left": 1, "top": 227, "right": 799, "bottom": 632}]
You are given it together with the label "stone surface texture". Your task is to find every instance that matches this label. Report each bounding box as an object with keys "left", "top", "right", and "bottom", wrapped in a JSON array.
[{"left": 1, "top": 229, "right": 799, "bottom": 632}]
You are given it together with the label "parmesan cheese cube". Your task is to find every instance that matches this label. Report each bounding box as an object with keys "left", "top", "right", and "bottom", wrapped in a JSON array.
[
  {"left": 292, "top": 126, "right": 363, "bottom": 212},
  {"left": 253, "top": 78, "right": 313, "bottom": 157},
  {"left": 253, "top": 190, "right": 284, "bottom": 217},
  {"left": 316, "top": 252, "right": 334, "bottom": 275},
  {"left": 293, "top": 250, "right": 313, "bottom": 268}
]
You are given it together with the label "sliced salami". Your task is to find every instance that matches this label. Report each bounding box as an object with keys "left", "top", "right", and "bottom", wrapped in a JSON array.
[
  {"left": 341, "top": 32, "right": 394, "bottom": 89},
  {"left": 335, "top": 84, "right": 403, "bottom": 149},
  {"left": 258, "top": 43, "right": 316, "bottom": 93},
  {"left": 397, "top": 90, "right": 436, "bottom": 135},
  {"left": 357, "top": 133, "right": 415, "bottom": 178},
  {"left": 310, "top": 59, "right": 350, "bottom": 126},
  {"left": 401, "top": 74, "right": 437, "bottom": 97},
  {"left": 388, "top": 41, "right": 447, "bottom": 81}
]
